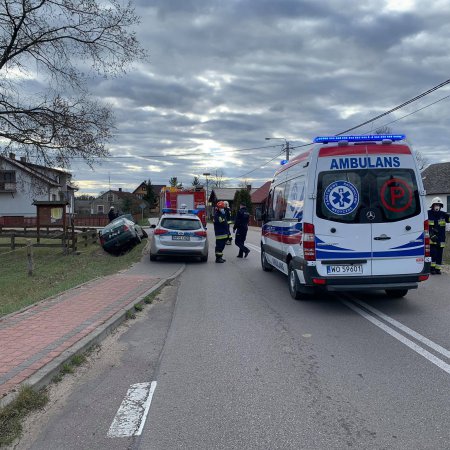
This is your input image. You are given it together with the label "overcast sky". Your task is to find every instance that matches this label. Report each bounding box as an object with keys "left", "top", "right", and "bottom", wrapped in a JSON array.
[{"left": 71, "top": 0, "right": 450, "bottom": 195}]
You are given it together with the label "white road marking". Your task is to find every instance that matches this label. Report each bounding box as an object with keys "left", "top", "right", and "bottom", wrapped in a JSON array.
[
  {"left": 349, "top": 297, "right": 450, "bottom": 359},
  {"left": 107, "top": 381, "right": 157, "bottom": 438},
  {"left": 246, "top": 243, "right": 261, "bottom": 252},
  {"left": 248, "top": 240, "right": 449, "bottom": 373},
  {"left": 341, "top": 299, "right": 450, "bottom": 375}
]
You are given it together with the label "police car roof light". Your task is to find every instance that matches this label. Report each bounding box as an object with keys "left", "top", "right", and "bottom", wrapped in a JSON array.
[
  {"left": 162, "top": 208, "right": 200, "bottom": 215},
  {"left": 280, "top": 159, "right": 289, "bottom": 165},
  {"left": 313, "top": 134, "right": 405, "bottom": 143}
]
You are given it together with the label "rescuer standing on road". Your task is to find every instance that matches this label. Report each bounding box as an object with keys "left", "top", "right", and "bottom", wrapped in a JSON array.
[
  {"left": 224, "top": 201, "right": 233, "bottom": 245},
  {"left": 428, "top": 197, "right": 450, "bottom": 274},
  {"left": 234, "top": 202, "right": 250, "bottom": 258},
  {"left": 214, "top": 201, "right": 229, "bottom": 263}
]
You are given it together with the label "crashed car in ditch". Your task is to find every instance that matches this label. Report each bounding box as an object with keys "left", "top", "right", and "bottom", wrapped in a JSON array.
[{"left": 99, "top": 214, "right": 147, "bottom": 253}]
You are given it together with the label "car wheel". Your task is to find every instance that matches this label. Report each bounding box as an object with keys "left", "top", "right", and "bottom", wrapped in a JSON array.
[
  {"left": 200, "top": 253, "right": 208, "bottom": 262},
  {"left": 150, "top": 253, "right": 157, "bottom": 262},
  {"left": 288, "top": 262, "right": 306, "bottom": 300},
  {"left": 385, "top": 289, "right": 408, "bottom": 298},
  {"left": 261, "top": 246, "right": 273, "bottom": 272},
  {"left": 142, "top": 229, "right": 148, "bottom": 238}
]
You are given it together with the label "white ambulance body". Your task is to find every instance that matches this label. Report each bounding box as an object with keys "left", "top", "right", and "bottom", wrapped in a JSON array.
[{"left": 260, "top": 134, "right": 430, "bottom": 299}]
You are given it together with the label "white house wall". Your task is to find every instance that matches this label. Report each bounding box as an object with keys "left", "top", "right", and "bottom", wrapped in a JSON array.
[{"left": 0, "top": 160, "right": 53, "bottom": 217}]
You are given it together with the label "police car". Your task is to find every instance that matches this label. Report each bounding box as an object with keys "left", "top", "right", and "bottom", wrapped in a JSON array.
[
  {"left": 150, "top": 208, "right": 208, "bottom": 262},
  {"left": 261, "top": 134, "right": 430, "bottom": 300}
]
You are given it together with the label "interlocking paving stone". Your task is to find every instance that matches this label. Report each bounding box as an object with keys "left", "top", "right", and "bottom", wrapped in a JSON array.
[{"left": 0, "top": 274, "right": 160, "bottom": 397}]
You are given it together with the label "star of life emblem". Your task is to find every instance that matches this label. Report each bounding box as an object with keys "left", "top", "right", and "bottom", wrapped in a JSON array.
[{"left": 324, "top": 181, "right": 359, "bottom": 216}]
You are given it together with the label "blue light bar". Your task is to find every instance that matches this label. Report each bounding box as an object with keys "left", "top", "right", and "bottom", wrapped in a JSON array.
[
  {"left": 162, "top": 208, "right": 199, "bottom": 214},
  {"left": 314, "top": 134, "right": 405, "bottom": 143},
  {"left": 280, "top": 159, "right": 289, "bottom": 165}
]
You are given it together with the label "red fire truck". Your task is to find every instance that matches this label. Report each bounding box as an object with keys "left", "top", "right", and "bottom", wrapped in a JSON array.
[{"left": 159, "top": 187, "right": 207, "bottom": 225}]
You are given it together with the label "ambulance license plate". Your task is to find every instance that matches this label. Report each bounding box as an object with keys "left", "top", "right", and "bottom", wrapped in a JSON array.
[
  {"left": 326, "top": 264, "right": 363, "bottom": 275},
  {"left": 172, "top": 235, "right": 190, "bottom": 241}
]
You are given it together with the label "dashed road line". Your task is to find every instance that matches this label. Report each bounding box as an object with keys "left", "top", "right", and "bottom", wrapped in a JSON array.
[{"left": 107, "top": 381, "right": 157, "bottom": 438}]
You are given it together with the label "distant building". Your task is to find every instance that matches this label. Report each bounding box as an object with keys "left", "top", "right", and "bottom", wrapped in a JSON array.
[
  {"left": 132, "top": 181, "right": 166, "bottom": 212},
  {"left": 422, "top": 162, "right": 450, "bottom": 211},
  {"left": 90, "top": 188, "right": 147, "bottom": 215},
  {"left": 250, "top": 181, "right": 271, "bottom": 226},
  {"left": 0, "top": 153, "right": 77, "bottom": 224}
]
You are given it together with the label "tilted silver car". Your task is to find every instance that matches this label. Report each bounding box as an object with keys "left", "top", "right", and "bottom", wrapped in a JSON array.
[{"left": 150, "top": 211, "right": 208, "bottom": 262}]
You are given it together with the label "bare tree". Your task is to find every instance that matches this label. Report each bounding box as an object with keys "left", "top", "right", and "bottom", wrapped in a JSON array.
[
  {"left": 0, "top": 0, "right": 146, "bottom": 167},
  {"left": 210, "top": 169, "right": 227, "bottom": 188}
]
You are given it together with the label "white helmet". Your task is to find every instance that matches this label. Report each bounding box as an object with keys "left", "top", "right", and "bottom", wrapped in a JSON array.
[
  {"left": 180, "top": 203, "right": 187, "bottom": 209},
  {"left": 223, "top": 201, "right": 229, "bottom": 208},
  {"left": 430, "top": 197, "right": 444, "bottom": 208}
]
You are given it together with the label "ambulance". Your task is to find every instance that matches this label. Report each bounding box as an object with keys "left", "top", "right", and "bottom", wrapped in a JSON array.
[{"left": 260, "top": 134, "right": 430, "bottom": 299}]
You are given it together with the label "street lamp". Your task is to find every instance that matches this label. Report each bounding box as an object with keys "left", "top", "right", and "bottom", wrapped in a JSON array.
[
  {"left": 203, "top": 172, "right": 211, "bottom": 219},
  {"left": 265, "top": 137, "right": 290, "bottom": 161}
]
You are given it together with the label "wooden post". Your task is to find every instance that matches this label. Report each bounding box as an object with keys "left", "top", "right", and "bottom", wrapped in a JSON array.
[
  {"left": 26, "top": 239, "right": 34, "bottom": 276},
  {"left": 11, "top": 233, "right": 15, "bottom": 250}
]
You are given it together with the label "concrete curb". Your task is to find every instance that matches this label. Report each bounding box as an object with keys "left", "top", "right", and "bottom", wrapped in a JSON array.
[{"left": 0, "top": 264, "right": 186, "bottom": 409}]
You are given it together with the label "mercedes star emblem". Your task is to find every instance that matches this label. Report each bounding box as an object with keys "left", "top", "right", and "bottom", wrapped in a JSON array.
[{"left": 366, "top": 211, "right": 376, "bottom": 220}]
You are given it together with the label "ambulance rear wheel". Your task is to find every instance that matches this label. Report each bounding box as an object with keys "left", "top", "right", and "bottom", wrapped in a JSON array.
[
  {"left": 385, "top": 289, "right": 408, "bottom": 298},
  {"left": 288, "top": 262, "right": 305, "bottom": 300},
  {"left": 261, "top": 247, "right": 273, "bottom": 272}
]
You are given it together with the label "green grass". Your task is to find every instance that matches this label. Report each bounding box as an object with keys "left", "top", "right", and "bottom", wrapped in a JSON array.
[
  {"left": 0, "top": 385, "right": 48, "bottom": 447},
  {"left": 0, "top": 239, "right": 146, "bottom": 317}
]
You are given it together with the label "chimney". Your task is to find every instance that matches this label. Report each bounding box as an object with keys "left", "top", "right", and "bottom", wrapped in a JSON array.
[
  {"left": 9, "top": 153, "right": 15, "bottom": 160},
  {"left": 246, "top": 184, "right": 252, "bottom": 191},
  {"left": 118, "top": 187, "right": 122, "bottom": 192},
  {"left": 20, "top": 156, "right": 26, "bottom": 163}
]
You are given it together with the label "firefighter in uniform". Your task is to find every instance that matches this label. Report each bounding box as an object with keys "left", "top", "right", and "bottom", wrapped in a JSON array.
[
  {"left": 224, "top": 201, "right": 233, "bottom": 245},
  {"left": 214, "top": 201, "right": 229, "bottom": 263},
  {"left": 233, "top": 202, "right": 250, "bottom": 258},
  {"left": 427, "top": 197, "right": 450, "bottom": 274}
]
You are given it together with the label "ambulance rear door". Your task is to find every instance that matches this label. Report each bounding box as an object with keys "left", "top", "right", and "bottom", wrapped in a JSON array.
[
  {"left": 369, "top": 164, "right": 425, "bottom": 276},
  {"left": 314, "top": 162, "right": 373, "bottom": 278}
]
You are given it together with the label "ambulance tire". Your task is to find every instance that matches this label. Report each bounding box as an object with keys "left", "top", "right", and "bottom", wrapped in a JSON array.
[
  {"left": 200, "top": 253, "right": 208, "bottom": 262},
  {"left": 288, "top": 262, "right": 306, "bottom": 301},
  {"left": 150, "top": 253, "right": 157, "bottom": 262},
  {"left": 385, "top": 289, "right": 408, "bottom": 299}
]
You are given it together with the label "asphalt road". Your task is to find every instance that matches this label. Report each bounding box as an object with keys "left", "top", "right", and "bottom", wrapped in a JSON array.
[{"left": 15, "top": 228, "right": 450, "bottom": 449}]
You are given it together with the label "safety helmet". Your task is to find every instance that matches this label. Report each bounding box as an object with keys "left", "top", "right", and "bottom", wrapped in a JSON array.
[
  {"left": 430, "top": 197, "right": 444, "bottom": 208},
  {"left": 180, "top": 203, "right": 187, "bottom": 209},
  {"left": 217, "top": 201, "right": 225, "bottom": 208},
  {"left": 223, "top": 201, "right": 229, "bottom": 208}
]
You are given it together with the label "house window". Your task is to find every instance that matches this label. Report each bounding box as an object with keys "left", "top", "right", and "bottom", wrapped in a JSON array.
[
  {"left": 0, "top": 170, "right": 16, "bottom": 191},
  {"left": 0, "top": 170, "right": 16, "bottom": 182},
  {"left": 97, "top": 205, "right": 104, "bottom": 213},
  {"left": 52, "top": 194, "right": 57, "bottom": 201},
  {"left": 107, "top": 195, "right": 113, "bottom": 202}
]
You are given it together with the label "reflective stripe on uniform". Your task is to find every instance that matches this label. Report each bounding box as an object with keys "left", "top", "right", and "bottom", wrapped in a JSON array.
[{"left": 216, "top": 234, "right": 228, "bottom": 239}]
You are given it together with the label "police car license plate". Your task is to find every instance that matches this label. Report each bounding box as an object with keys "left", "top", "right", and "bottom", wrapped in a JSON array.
[
  {"left": 172, "top": 235, "right": 190, "bottom": 241},
  {"left": 326, "top": 264, "right": 363, "bottom": 275}
]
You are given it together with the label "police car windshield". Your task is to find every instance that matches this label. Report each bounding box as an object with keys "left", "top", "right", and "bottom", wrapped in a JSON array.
[
  {"left": 317, "top": 169, "right": 420, "bottom": 223},
  {"left": 161, "top": 218, "right": 202, "bottom": 230}
]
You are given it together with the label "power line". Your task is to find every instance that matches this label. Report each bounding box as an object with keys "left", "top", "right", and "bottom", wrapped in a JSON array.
[
  {"left": 234, "top": 78, "right": 450, "bottom": 181},
  {"left": 336, "top": 78, "right": 450, "bottom": 136}
]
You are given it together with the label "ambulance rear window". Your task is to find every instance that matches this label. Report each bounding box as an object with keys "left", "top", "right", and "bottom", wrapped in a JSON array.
[{"left": 317, "top": 169, "right": 420, "bottom": 223}]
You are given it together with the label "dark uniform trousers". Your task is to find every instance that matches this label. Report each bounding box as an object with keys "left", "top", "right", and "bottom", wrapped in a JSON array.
[{"left": 235, "top": 228, "right": 249, "bottom": 257}]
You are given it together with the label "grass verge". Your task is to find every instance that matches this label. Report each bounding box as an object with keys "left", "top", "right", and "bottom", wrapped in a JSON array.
[
  {"left": 0, "top": 239, "right": 146, "bottom": 317},
  {"left": 0, "top": 385, "right": 48, "bottom": 447}
]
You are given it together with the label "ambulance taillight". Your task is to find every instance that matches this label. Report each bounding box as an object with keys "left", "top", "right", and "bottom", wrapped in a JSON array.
[
  {"left": 303, "top": 222, "right": 316, "bottom": 261},
  {"left": 424, "top": 220, "right": 430, "bottom": 258}
]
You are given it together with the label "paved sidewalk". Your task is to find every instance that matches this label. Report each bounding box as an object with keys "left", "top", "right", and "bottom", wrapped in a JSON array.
[{"left": 0, "top": 273, "right": 163, "bottom": 401}]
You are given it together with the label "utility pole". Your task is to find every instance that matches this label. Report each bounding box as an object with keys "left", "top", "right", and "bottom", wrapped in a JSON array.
[{"left": 285, "top": 141, "right": 290, "bottom": 161}]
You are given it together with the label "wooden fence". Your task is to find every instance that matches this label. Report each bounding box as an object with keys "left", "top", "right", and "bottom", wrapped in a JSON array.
[{"left": 0, "top": 225, "right": 98, "bottom": 253}]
